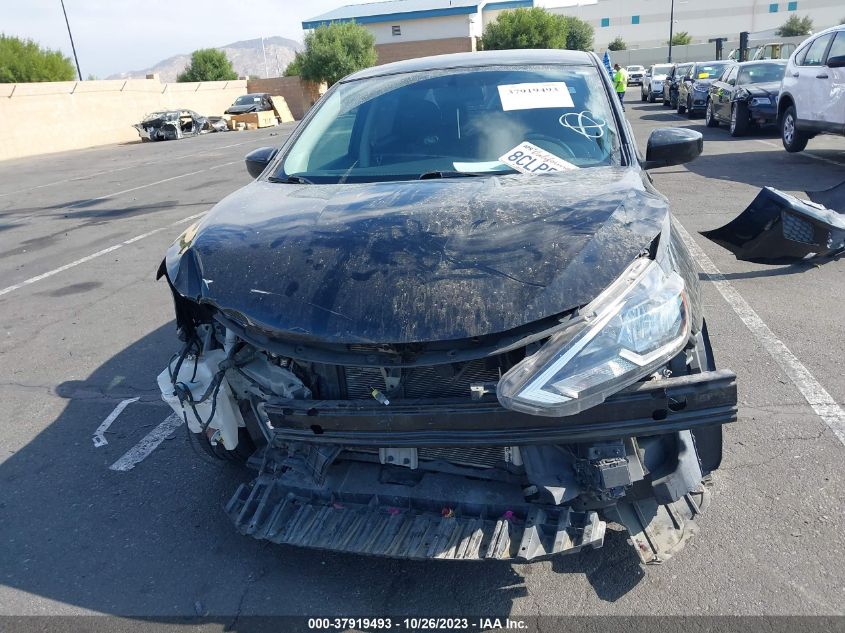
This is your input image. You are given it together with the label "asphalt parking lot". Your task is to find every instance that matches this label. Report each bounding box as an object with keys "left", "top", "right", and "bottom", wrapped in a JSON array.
[{"left": 1, "top": 89, "right": 844, "bottom": 625}]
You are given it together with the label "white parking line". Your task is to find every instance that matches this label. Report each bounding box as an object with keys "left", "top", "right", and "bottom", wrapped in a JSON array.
[
  {"left": 92, "top": 397, "right": 140, "bottom": 447},
  {"left": 109, "top": 413, "right": 184, "bottom": 472},
  {"left": 0, "top": 210, "right": 208, "bottom": 298},
  {"left": 0, "top": 138, "right": 272, "bottom": 199},
  {"left": 754, "top": 139, "right": 844, "bottom": 167},
  {"left": 675, "top": 221, "right": 845, "bottom": 447}
]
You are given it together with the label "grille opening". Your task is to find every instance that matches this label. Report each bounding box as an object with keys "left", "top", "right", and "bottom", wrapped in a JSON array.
[{"left": 341, "top": 357, "right": 502, "bottom": 401}]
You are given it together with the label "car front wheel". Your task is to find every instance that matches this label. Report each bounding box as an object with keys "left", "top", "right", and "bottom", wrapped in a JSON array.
[
  {"left": 781, "top": 105, "right": 808, "bottom": 152},
  {"left": 730, "top": 102, "right": 749, "bottom": 137},
  {"left": 706, "top": 99, "right": 719, "bottom": 127},
  {"left": 677, "top": 95, "right": 686, "bottom": 114}
]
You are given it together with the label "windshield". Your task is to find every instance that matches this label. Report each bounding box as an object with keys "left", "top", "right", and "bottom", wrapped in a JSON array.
[
  {"left": 628, "top": 66, "right": 644, "bottom": 71},
  {"left": 276, "top": 65, "right": 622, "bottom": 184},
  {"left": 694, "top": 63, "right": 729, "bottom": 79},
  {"left": 234, "top": 95, "right": 262, "bottom": 105},
  {"left": 652, "top": 64, "right": 672, "bottom": 76},
  {"left": 738, "top": 62, "right": 787, "bottom": 84}
]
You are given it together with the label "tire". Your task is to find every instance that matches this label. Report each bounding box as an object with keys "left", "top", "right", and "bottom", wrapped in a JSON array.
[
  {"left": 781, "top": 105, "right": 808, "bottom": 152},
  {"left": 705, "top": 99, "right": 719, "bottom": 127},
  {"left": 677, "top": 95, "right": 686, "bottom": 114},
  {"left": 641, "top": 88, "right": 648, "bottom": 102},
  {"left": 648, "top": 91, "right": 656, "bottom": 103},
  {"left": 730, "top": 102, "right": 749, "bottom": 137},
  {"left": 686, "top": 96, "right": 695, "bottom": 119}
]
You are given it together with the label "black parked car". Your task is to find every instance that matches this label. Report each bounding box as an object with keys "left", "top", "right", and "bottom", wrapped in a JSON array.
[
  {"left": 663, "top": 62, "right": 692, "bottom": 108},
  {"left": 158, "top": 50, "right": 736, "bottom": 565},
  {"left": 706, "top": 60, "right": 787, "bottom": 136},
  {"left": 225, "top": 93, "right": 273, "bottom": 115},
  {"left": 676, "top": 60, "right": 733, "bottom": 117}
]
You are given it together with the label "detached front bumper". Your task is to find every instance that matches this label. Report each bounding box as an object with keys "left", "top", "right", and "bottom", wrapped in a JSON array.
[{"left": 261, "top": 370, "right": 737, "bottom": 447}]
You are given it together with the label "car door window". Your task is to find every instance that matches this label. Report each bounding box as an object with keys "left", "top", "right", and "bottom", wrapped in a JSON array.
[
  {"left": 801, "top": 33, "right": 834, "bottom": 66},
  {"left": 826, "top": 31, "right": 845, "bottom": 63}
]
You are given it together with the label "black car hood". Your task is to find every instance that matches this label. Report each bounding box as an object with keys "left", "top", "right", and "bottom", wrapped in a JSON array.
[
  {"left": 226, "top": 104, "right": 258, "bottom": 114},
  {"left": 166, "top": 167, "right": 668, "bottom": 344}
]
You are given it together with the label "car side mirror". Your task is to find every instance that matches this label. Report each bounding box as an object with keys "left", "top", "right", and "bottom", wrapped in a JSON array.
[
  {"left": 827, "top": 55, "right": 845, "bottom": 68},
  {"left": 245, "top": 147, "right": 279, "bottom": 179},
  {"left": 642, "top": 128, "right": 703, "bottom": 170}
]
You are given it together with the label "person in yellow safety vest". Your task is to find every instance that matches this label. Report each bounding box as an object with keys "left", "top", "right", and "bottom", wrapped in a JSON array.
[{"left": 613, "top": 63, "right": 628, "bottom": 111}]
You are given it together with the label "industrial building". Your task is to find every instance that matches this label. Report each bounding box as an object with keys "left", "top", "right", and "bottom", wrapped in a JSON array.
[
  {"left": 548, "top": 0, "right": 845, "bottom": 50},
  {"left": 303, "top": 0, "right": 844, "bottom": 65},
  {"left": 302, "top": 0, "right": 535, "bottom": 64}
]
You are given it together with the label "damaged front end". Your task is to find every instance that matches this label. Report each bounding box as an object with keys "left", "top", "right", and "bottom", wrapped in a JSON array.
[
  {"left": 157, "top": 245, "right": 736, "bottom": 565},
  {"left": 702, "top": 185, "right": 845, "bottom": 263}
]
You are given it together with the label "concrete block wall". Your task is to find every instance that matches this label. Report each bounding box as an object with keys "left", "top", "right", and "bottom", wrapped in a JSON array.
[
  {"left": 375, "top": 37, "right": 476, "bottom": 65},
  {"left": 0, "top": 78, "right": 247, "bottom": 162},
  {"left": 246, "top": 77, "right": 326, "bottom": 120}
]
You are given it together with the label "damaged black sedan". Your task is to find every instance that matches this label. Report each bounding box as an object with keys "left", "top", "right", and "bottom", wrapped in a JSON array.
[{"left": 157, "top": 50, "right": 737, "bottom": 565}]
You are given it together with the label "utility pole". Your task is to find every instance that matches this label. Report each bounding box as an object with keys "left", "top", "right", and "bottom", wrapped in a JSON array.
[
  {"left": 60, "top": 0, "right": 83, "bottom": 80},
  {"left": 261, "top": 36, "right": 269, "bottom": 78},
  {"left": 668, "top": 0, "right": 675, "bottom": 63}
]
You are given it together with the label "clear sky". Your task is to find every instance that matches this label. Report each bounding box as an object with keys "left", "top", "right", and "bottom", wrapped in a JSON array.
[
  {"left": 0, "top": 0, "right": 354, "bottom": 78},
  {"left": 0, "top": 0, "right": 588, "bottom": 79}
]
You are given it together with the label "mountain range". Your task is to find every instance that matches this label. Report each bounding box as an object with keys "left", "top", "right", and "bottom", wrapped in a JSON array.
[{"left": 107, "top": 36, "right": 302, "bottom": 82}]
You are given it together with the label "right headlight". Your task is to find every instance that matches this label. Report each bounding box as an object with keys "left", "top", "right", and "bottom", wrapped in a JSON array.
[{"left": 497, "top": 258, "right": 689, "bottom": 417}]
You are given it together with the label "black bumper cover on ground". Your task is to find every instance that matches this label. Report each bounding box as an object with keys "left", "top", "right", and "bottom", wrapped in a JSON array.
[{"left": 702, "top": 186, "right": 845, "bottom": 263}]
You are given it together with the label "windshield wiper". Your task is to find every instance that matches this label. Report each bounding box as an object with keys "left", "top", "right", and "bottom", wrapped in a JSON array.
[
  {"left": 269, "top": 174, "right": 315, "bottom": 184},
  {"left": 418, "top": 170, "right": 513, "bottom": 180}
]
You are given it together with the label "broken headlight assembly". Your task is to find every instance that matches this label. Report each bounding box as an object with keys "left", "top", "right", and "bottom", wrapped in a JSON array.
[{"left": 497, "top": 257, "right": 689, "bottom": 417}]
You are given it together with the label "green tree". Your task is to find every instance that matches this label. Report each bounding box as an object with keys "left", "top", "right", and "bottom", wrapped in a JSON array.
[
  {"left": 297, "top": 22, "right": 377, "bottom": 86},
  {"left": 560, "top": 15, "right": 594, "bottom": 51},
  {"left": 668, "top": 31, "right": 693, "bottom": 46},
  {"left": 482, "top": 7, "right": 568, "bottom": 50},
  {"left": 0, "top": 34, "right": 76, "bottom": 83},
  {"left": 776, "top": 15, "right": 814, "bottom": 36},
  {"left": 607, "top": 36, "right": 627, "bottom": 51},
  {"left": 176, "top": 48, "right": 238, "bottom": 82},
  {"left": 284, "top": 52, "right": 303, "bottom": 77}
]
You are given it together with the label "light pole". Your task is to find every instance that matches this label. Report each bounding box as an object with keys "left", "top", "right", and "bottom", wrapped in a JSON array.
[
  {"left": 261, "top": 36, "right": 269, "bottom": 78},
  {"left": 60, "top": 0, "right": 83, "bottom": 80},
  {"left": 668, "top": 0, "right": 675, "bottom": 63}
]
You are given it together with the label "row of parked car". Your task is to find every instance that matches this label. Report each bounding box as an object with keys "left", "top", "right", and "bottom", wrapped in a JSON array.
[{"left": 628, "top": 24, "right": 845, "bottom": 152}]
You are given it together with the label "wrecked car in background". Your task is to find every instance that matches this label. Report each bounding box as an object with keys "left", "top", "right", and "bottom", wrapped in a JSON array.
[
  {"left": 157, "top": 50, "right": 737, "bottom": 565},
  {"left": 133, "top": 109, "right": 226, "bottom": 142},
  {"left": 225, "top": 93, "right": 274, "bottom": 115}
]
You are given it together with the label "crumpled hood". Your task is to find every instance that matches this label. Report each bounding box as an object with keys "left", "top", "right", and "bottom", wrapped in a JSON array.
[
  {"left": 744, "top": 81, "right": 780, "bottom": 97},
  {"left": 166, "top": 167, "right": 669, "bottom": 344}
]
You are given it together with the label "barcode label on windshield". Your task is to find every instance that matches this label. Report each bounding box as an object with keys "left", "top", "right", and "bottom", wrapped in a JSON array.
[
  {"left": 497, "top": 82, "right": 575, "bottom": 111},
  {"left": 499, "top": 142, "right": 579, "bottom": 174}
]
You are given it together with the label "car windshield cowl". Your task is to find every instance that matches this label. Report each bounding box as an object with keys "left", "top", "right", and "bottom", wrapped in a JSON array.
[{"left": 270, "top": 64, "right": 623, "bottom": 185}]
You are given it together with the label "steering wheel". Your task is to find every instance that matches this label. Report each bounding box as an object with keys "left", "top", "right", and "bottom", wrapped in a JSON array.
[{"left": 523, "top": 133, "right": 578, "bottom": 161}]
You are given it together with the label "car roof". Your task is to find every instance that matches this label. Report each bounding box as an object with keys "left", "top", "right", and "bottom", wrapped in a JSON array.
[
  {"left": 735, "top": 59, "right": 787, "bottom": 66},
  {"left": 343, "top": 49, "right": 598, "bottom": 82},
  {"left": 693, "top": 60, "right": 732, "bottom": 66}
]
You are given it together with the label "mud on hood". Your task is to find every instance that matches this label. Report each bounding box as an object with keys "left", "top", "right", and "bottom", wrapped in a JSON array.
[{"left": 166, "top": 167, "right": 668, "bottom": 344}]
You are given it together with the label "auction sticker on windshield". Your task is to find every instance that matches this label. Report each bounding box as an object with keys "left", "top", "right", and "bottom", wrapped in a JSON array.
[
  {"left": 499, "top": 142, "right": 578, "bottom": 174},
  {"left": 498, "top": 82, "right": 575, "bottom": 111}
]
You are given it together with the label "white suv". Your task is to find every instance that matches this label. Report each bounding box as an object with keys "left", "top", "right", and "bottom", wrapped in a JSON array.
[{"left": 778, "top": 25, "right": 845, "bottom": 152}]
